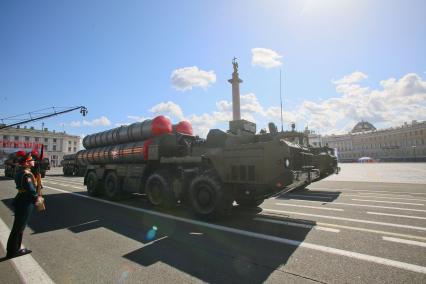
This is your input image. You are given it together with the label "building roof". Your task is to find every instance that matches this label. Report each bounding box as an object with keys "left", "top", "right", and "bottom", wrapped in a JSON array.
[
  {"left": 351, "top": 121, "right": 376, "bottom": 133},
  {"left": 0, "top": 126, "right": 80, "bottom": 139}
]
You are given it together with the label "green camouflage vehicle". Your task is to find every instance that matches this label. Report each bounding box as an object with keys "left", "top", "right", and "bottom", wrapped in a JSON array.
[
  {"left": 61, "top": 151, "right": 87, "bottom": 176},
  {"left": 80, "top": 118, "right": 327, "bottom": 220}
]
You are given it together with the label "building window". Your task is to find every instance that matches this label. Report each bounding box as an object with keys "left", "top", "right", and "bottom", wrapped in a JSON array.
[
  {"left": 44, "top": 138, "right": 48, "bottom": 142},
  {"left": 14, "top": 136, "right": 19, "bottom": 140},
  {"left": 74, "top": 141, "right": 77, "bottom": 145},
  {"left": 25, "top": 136, "right": 30, "bottom": 141},
  {"left": 68, "top": 147, "right": 71, "bottom": 152},
  {"left": 53, "top": 145, "right": 57, "bottom": 151},
  {"left": 73, "top": 147, "right": 76, "bottom": 152},
  {"left": 68, "top": 141, "right": 71, "bottom": 145},
  {"left": 35, "top": 137, "right": 39, "bottom": 142},
  {"left": 53, "top": 138, "right": 57, "bottom": 142},
  {"left": 3, "top": 135, "right": 9, "bottom": 140}
]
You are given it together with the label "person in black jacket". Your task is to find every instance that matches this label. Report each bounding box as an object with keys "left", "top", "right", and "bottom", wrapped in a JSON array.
[{"left": 6, "top": 152, "right": 43, "bottom": 258}]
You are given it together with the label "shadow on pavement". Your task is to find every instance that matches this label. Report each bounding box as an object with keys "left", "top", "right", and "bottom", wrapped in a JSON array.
[
  {"left": 276, "top": 187, "right": 342, "bottom": 203},
  {"left": 2, "top": 190, "right": 314, "bottom": 283}
]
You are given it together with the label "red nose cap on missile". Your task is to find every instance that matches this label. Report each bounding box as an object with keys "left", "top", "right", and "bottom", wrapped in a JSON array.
[
  {"left": 151, "top": 115, "right": 172, "bottom": 136},
  {"left": 176, "top": 121, "right": 193, "bottom": 135}
]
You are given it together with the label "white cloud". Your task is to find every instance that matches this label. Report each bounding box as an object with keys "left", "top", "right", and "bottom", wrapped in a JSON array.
[
  {"left": 127, "top": 115, "right": 148, "bottom": 122},
  {"left": 251, "top": 48, "right": 282, "bottom": 68},
  {"left": 171, "top": 66, "right": 216, "bottom": 91},
  {"left": 332, "top": 71, "right": 367, "bottom": 85},
  {"left": 149, "top": 101, "right": 185, "bottom": 121},
  {"left": 118, "top": 72, "right": 426, "bottom": 137},
  {"left": 82, "top": 116, "right": 111, "bottom": 127},
  {"left": 298, "top": 72, "right": 426, "bottom": 133},
  {"left": 61, "top": 117, "right": 111, "bottom": 128},
  {"left": 69, "top": 121, "right": 81, "bottom": 127}
]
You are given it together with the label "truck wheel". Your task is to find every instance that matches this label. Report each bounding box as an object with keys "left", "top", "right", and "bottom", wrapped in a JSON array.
[
  {"left": 86, "top": 171, "right": 102, "bottom": 196},
  {"left": 145, "top": 171, "right": 176, "bottom": 208},
  {"left": 104, "top": 172, "right": 123, "bottom": 200},
  {"left": 188, "top": 173, "right": 233, "bottom": 221},
  {"left": 236, "top": 199, "right": 264, "bottom": 208}
]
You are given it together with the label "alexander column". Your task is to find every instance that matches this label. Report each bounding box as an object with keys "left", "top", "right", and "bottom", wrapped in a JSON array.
[{"left": 228, "top": 57, "right": 243, "bottom": 121}]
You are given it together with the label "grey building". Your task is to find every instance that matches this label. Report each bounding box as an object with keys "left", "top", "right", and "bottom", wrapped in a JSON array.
[
  {"left": 322, "top": 121, "right": 426, "bottom": 162},
  {"left": 0, "top": 125, "right": 80, "bottom": 167}
]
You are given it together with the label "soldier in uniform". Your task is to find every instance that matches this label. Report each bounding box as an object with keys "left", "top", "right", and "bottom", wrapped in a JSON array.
[{"left": 6, "top": 152, "right": 43, "bottom": 258}]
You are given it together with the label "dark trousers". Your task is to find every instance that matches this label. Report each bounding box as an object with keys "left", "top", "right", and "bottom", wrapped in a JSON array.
[{"left": 7, "top": 193, "right": 34, "bottom": 256}]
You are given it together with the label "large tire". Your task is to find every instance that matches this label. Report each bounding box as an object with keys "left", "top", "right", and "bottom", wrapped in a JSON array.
[
  {"left": 145, "top": 170, "right": 176, "bottom": 208},
  {"left": 236, "top": 199, "right": 264, "bottom": 208},
  {"left": 104, "top": 172, "right": 123, "bottom": 200},
  {"left": 86, "top": 171, "right": 102, "bottom": 196},
  {"left": 188, "top": 172, "right": 233, "bottom": 221}
]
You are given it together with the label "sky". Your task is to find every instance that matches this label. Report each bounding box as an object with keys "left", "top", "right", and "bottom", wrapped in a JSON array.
[{"left": 1, "top": 0, "right": 426, "bottom": 142}]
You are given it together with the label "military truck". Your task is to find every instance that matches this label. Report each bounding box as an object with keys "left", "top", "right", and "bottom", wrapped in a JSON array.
[
  {"left": 4, "top": 151, "right": 50, "bottom": 178},
  {"left": 80, "top": 116, "right": 323, "bottom": 220},
  {"left": 61, "top": 152, "right": 87, "bottom": 176}
]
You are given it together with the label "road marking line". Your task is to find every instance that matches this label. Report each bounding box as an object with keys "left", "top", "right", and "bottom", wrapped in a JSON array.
[
  {"left": 351, "top": 199, "right": 424, "bottom": 206},
  {"left": 263, "top": 209, "right": 426, "bottom": 231},
  {"left": 312, "top": 222, "right": 426, "bottom": 241},
  {"left": 309, "top": 191, "right": 412, "bottom": 198},
  {"left": 72, "top": 186, "right": 85, "bottom": 189},
  {"left": 353, "top": 196, "right": 426, "bottom": 202},
  {"left": 44, "top": 180, "right": 85, "bottom": 190},
  {"left": 276, "top": 200, "right": 426, "bottom": 213},
  {"left": 367, "top": 212, "right": 426, "bottom": 220},
  {"left": 0, "top": 217, "right": 54, "bottom": 283},
  {"left": 42, "top": 185, "right": 426, "bottom": 274},
  {"left": 351, "top": 193, "right": 415, "bottom": 198},
  {"left": 382, "top": 237, "right": 426, "bottom": 248},
  {"left": 254, "top": 217, "right": 340, "bottom": 232},
  {"left": 309, "top": 187, "right": 426, "bottom": 195},
  {"left": 291, "top": 192, "right": 425, "bottom": 201},
  {"left": 275, "top": 203, "right": 343, "bottom": 211},
  {"left": 46, "top": 177, "right": 83, "bottom": 182},
  {"left": 45, "top": 179, "right": 83, "bottom": 185}
]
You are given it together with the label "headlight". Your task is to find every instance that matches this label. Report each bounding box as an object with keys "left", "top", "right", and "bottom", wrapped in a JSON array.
[{"left": 285, "top": 158, "right": 290, "bottom": 168}]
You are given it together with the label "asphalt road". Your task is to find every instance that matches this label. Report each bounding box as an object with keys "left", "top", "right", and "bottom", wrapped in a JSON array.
[{"left": 1, "top": 167, "right": 426, "bottom": 283}]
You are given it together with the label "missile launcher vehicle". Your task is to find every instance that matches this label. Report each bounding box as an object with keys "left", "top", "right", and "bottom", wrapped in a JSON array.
[
  {"left": 80, "top": 116, "right": 333, "bottom": 220},
  {"left": 61, "top": 152, "right": 87, "bottom": 176}
]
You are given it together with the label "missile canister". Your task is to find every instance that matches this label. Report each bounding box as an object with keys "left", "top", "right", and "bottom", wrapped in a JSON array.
[
  {"left": 82, "top": 115, "right": 172, "bottom": 149},
  {"left": 63, "top": 154, "right": 77, "bottom": 160},
  {"left": 77, "top": 134, "right": 183, "bottom": 164}
]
